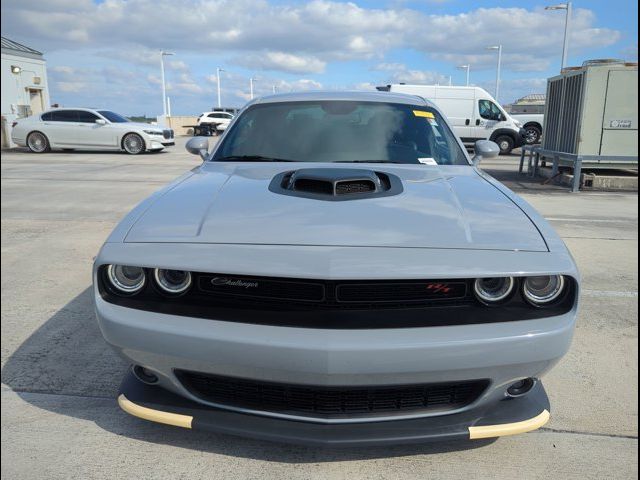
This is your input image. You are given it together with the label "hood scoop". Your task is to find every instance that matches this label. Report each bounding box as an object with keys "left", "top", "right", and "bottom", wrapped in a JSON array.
[{"left": 269, "top": 168, "right": 403, "bottom": 201}]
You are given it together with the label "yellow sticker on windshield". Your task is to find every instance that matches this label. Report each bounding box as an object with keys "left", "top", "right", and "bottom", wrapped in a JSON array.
[{"left": 413, "top": 110, "right": 435, "bottom": 119}]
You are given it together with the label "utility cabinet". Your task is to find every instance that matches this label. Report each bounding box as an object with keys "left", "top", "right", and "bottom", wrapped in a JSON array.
[{"left": 542, "top": 60, "right": 638, "bottom": 156}]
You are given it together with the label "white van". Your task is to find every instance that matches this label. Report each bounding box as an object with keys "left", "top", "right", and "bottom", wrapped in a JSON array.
[{"left": 377, "top": 84, "right": 526, "bottom": 154}]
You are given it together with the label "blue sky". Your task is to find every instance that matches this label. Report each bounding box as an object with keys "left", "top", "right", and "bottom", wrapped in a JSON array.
[{"left": 2, "top": 0, "right": 637, "bottom": 116}]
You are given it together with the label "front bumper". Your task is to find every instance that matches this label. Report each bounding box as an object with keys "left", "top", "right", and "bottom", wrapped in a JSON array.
[
  {"left": 118, "top": 370, "right": 550, "bottom": 446},
  {"left": 515, "top": 129, "right": 527, "bottom": 148},
  {"left": 96, "top": 290, "right": 576, "bottom": 427}
]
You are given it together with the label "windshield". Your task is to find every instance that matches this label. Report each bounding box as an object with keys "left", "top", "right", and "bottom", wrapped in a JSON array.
[
  {"left": 212, "top": 101, "right": 468, "bottom": 165},
  {"left": 97, "top": 110, "right": 130, "bottom": 123}
]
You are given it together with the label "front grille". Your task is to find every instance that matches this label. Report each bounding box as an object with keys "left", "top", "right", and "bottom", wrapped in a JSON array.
[
  {"left": 199, "top": 275, "right": 325, "bottom": 302},
  {"left": 337, "top": 281, "right": 467, "bottom": 303},
  {"left": 177, "top": 371, "right": 488, "bottom": 418},
  {"left": 197, "top": 274, "right": 468, "bottom": 307}
]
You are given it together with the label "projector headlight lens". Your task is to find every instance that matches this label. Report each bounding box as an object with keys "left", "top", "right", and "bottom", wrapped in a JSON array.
[
  {"left": 154, "top": 269, "right": 192, "bottom": 295},
  {"left": 523, "top": 275, "right": 566, "bottom": 306},
  {"left": 106, "top": 265, "right": 145, "bottom": 294},
  {"left": 473, "top": 277, "right": 515, "bottom": 305}
]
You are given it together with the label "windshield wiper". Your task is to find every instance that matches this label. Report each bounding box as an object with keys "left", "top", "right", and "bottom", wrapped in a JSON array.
[{"left": 216, "top": 155, "right": 295, "bottom": 162}]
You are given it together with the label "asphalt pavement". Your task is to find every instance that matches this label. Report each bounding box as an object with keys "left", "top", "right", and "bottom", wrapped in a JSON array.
[{"left": 1, "top": 138, "right": 637, "bottom": 479}]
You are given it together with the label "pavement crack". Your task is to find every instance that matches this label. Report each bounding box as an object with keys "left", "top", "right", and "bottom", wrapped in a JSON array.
[{"left": 539, "top": 427, "right": 638, "bottom": 440}]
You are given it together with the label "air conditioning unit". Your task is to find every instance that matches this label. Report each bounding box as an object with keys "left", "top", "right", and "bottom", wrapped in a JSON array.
[{"left": 542, "top": 60, "right": 638, "bottom": 156}]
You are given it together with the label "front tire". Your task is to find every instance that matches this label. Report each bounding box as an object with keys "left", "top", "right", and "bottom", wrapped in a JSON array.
[
  {"left": 494, "top": 135, "right": 515, "bottom": 155},
  {"left": 122, "top": 133, "right": 145, "bottom": 155},
  {"left": 27, "top": 131, "right": 51, "bottom": 153},
  {"left": 523, "top": 125, "right": 542, "bottom": 145}
]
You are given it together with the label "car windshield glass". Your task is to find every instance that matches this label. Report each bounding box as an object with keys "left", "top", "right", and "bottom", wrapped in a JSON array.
[
  {"left": 212, "top": 101, "right": 468, "bottom": 165},
  {"left": 97, "top": 110, "right": 129, "bottom": 123}
]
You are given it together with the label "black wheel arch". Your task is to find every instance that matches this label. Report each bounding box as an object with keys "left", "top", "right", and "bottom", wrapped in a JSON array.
[{"left": 523, "top": 122, "right": 542, "bottom": 132}]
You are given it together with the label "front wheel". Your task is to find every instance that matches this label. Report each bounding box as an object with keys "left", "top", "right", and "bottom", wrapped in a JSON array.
[
  {"left": 27, "top": 131, "right": 51, "bottom": 153},
  {"left": 523, "top": 125, "right": 542, "bottom": 145},
  {"left": 494, "top": 135, "right": 515, "bottom": 155},
  {"left": 122, "top": 133, "right": 145, "bottom": 155}
]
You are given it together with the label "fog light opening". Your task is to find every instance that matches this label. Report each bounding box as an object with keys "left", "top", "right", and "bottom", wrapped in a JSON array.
[
  {"left": 132, "top": 365, "right": 159, "bottom": 385},
  {"left": 507, "top": 378, "right": 536, "bottom": 397}
]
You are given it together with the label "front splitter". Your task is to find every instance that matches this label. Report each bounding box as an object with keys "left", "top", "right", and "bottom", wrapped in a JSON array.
[{"left": 118, "top": 371, "right": 550, "bottom": 447}]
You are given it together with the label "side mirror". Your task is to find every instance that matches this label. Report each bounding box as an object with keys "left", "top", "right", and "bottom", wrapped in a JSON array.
[
  {"left": 185, "top": 136, "right": 210, "bottom": 161},
  {"left": 95, "top": 119, "right": 107, "bottom": 125},
  {"left": 472, "top": 140, "right": 500, "bottom": 165}
]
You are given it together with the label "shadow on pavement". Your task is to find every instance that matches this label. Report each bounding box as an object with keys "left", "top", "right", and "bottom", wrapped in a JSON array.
[{"left": 2, "top": 288, "right": 496, "bottom": 462}]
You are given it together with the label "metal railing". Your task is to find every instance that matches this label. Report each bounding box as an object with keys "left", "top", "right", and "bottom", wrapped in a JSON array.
[{"left": 519, "top": 145, "right": 638, "bottom": 192}]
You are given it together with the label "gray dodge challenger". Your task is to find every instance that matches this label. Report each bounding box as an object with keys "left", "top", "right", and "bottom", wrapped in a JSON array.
[{"left": 94, "top": 91, "right": 580, "bottom": 446}]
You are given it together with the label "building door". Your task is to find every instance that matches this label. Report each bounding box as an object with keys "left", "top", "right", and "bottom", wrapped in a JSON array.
[{"left": 29, "top": 89, "right": 44, "bottom": 115}]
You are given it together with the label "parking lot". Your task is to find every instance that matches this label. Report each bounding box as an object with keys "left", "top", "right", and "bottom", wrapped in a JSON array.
[{"left": 1, "top": 137, "right": 637, "bottom": 479}]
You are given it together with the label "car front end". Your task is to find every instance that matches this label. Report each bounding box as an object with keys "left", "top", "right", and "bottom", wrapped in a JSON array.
[
  {"left": 138, "top": 127, "right": 175, "bottom": 150},
  {"left": 94, "top": 92, "right": 579, "bottom": 446}
]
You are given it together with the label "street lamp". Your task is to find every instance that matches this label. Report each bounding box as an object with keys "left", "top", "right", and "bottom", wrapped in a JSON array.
[
  {"left": 457, "top": 65, "right": 470, "bottom": 86},
  {"left": 545, "top": 2, "right": 572, "bottom": 70},
  {"left": 486, "top": 45, "right": 502, "bottom": 102},
  {"left": 160, "top": 51, "right": 173, "bottom": 117},
  {"left": 216, "top": 67, "right": 225, "bottom": 109}
]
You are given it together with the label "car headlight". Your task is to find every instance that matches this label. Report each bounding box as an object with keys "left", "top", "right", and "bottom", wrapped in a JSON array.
[
  {"left": 154, "top": 269, "right": 192, "bottom": 294},
  {"left": 143, "top": 130, "right": 163, "bottom": 135},
  {"left": 106, "top": 264, "right": 146, "bottom": 294},
  {"left": 523, "top": 275, "right": 566, "bottom": 306},
  {"left": 473, "top": 277, "right": 515, "bottom": 305}
]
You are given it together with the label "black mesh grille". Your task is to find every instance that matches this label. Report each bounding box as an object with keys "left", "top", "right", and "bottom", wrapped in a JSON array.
[
  {"left": 335, "top": 180, "right": 376, "bottom": 194},
  {"left": 177, "top": 371, "right": 488, "bottom": 418}
]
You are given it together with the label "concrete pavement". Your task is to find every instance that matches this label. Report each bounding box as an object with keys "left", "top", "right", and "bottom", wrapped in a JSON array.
[{"left": 1, "top": 140, "right": 637, "bottom": 479}]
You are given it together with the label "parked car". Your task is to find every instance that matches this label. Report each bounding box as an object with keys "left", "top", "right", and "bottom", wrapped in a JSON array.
[
  {"left": 377, "top": 84, "right": 526, "bottom": 154},
  {"left": 197, "top": 111, "right": 234, "bottom": 131},
  {"left": 11, "top": 108, "right": 174, "bottom": 154},
  {"left": 94, "top": 91, "right": 579, "bottom": 446}
]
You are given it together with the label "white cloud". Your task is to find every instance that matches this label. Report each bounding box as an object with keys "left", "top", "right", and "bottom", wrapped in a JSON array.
[
  {"left": 1, "top": 1, "right": 622, "bottom": 74},
  {"left": 233, "top": 52, "right": 326, "bottom": 74}
]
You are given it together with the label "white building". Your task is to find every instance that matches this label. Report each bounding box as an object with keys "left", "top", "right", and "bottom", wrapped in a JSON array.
[{"left": 1, "top": 36, "right": 50, "bottom": 148}]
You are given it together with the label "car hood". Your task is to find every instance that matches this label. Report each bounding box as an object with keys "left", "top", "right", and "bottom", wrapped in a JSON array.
[{"left": 124, "top": 163, "right": 547, "bottom": 252}]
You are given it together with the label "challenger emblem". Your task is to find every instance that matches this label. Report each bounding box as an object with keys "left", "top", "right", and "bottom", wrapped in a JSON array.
[{"left": 211, "top": 277, "right": 259, "bottom": 289}]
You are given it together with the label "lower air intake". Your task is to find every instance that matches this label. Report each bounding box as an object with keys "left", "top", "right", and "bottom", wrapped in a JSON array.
[{"left": 176, "top": 371, "right": 489, "bottom": 419}]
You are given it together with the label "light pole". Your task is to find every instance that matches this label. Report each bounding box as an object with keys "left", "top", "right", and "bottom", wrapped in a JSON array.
[
  {"left": 545, "top": 2, "right": 572, "bottom": 70},
  {"left": 160, "top": 51, "right": 173, "bottom": 117},
  {"left": 216, "top": 67, "right": 225, "bottom": 109},
  {"left": 486, "top": 45, "right": 502, "bottom": 102},
  {"left": 249, "top": 77, "right": 256, "bottom": 100},
  {"left": 457, "top": 65, "right": 470, "bottom": 86}
]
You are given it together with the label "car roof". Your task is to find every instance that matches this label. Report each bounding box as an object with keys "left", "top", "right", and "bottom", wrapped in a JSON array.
[{"left": 251, "top": 90, "right": 434, "bottom": 108}]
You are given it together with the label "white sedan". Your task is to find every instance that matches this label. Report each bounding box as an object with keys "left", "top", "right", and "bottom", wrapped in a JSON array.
[{"left": 11, "top": 108, "right": 175, "bottom": 154}]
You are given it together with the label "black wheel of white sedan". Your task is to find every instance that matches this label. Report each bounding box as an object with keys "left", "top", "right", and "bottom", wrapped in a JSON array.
[
  {"left": 27, "top": 132, "right": 50, "bottom": 153},
  {"left": 122, "top": 133, "right": 145, "bottom": 155}
]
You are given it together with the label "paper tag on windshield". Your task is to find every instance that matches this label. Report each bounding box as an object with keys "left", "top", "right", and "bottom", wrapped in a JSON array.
[{"left": 418, "top": 157, "right": 438, "bottom": 166}]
